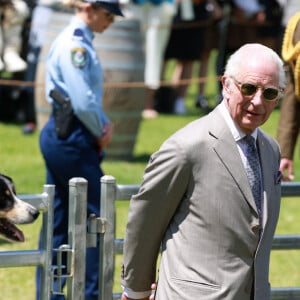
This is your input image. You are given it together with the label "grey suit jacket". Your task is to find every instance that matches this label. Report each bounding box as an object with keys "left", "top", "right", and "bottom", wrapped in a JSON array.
[{"left": 121, "top": 106, "right": 281, "bottom": 300}]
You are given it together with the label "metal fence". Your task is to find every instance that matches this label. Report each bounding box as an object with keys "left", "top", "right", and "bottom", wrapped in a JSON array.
[
  {"left": 1, "top": 177, "right": 299, "bottom": 299},
  {"left": 0, "top": 178, "right": 94, "bottom": 300},
  {"left": 0, "top": 184, "right": 54, "bottom": 299},
  {"left": 99, "top": 175, "right": 300, "bottom": 300}
]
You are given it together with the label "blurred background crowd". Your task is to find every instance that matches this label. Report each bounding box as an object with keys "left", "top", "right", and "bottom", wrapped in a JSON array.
[{"left": 0, "top": 0, "right": 299, "bottom": 129}]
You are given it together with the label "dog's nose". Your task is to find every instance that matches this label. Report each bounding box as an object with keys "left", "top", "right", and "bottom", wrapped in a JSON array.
[{"left": 32, "top": 209, "right": 40, "bottom": 220}]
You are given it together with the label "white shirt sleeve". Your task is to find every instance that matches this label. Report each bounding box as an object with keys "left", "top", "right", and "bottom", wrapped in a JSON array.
[{"left": 122, "top": 286, "right": 152, "bottom": 299}]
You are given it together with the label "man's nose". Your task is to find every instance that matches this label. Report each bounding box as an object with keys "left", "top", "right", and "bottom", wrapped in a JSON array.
[{"left": 251, "top": 88, "right": 264, "bottom": 105}]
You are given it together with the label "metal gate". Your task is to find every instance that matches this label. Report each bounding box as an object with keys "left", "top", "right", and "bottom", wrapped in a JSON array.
[
  {"left": 0, "top": 183, "right": 54, "bottom": 299},
  {"left": 0, "top": 177, "right": 95, "bottom": 300}
]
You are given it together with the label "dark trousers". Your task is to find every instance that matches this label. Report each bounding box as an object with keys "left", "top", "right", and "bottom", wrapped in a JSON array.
[{"left": 36, "top": 116, "right": 103, "bottom": 300}]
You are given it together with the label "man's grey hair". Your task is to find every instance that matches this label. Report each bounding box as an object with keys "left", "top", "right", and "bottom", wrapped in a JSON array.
[{"left": 224, "top": 43, "right": 286, "bottom": 90}]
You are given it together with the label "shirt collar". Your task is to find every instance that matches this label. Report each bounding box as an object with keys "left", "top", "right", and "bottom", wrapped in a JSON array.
[
  {"left": 72, "top": 16, "right": 95, "bottom": 41},
  {"left": 218, "top": 101, "right": 258, "bottom": 142}
]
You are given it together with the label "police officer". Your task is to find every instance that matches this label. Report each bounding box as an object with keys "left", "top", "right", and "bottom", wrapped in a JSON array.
[{"left": 37, "top": 0, "right": 123, "bottom": 299}]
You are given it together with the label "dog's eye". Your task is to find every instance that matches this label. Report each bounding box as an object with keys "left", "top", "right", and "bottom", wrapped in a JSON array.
[
  {"left": 0, "top": 196, "right": 7, "bottom": 209},
  {"left": 0, "top": 190, "right": 14, "bottom": 210}
]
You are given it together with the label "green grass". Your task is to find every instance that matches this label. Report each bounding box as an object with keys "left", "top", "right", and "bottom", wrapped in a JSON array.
[{"left": 0, "top": 59, "right": 300, "bottom": 298}]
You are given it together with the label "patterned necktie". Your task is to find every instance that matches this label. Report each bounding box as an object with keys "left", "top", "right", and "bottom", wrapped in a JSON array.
[{"left": 242, "top": 135, "right": 262, "bottom": 219}]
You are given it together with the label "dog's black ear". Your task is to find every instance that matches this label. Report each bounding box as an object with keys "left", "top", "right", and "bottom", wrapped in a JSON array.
[
  {"left": 0, "top": 174, "right": 16, "bottom": 194},
  {"left": 1, "top": 174, "right": 13, "bottom": 182}
]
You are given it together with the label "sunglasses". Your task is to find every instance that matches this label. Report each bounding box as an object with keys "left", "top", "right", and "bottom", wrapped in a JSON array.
[{"left": 231, "top": 77, "right": 283, "bottom": 101}]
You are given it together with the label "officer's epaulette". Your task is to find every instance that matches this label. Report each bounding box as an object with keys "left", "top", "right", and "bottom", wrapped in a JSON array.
[{"left": 72, "top": 28, "right": 84, "bottom": 41}]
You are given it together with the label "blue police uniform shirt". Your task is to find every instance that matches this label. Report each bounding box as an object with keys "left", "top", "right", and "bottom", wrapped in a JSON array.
[
  {"left": 132, "top": 0, "right": 173, "bottom": 5},
  {"left": 45, "top": 16, "right": 109, "bottom": 137}
]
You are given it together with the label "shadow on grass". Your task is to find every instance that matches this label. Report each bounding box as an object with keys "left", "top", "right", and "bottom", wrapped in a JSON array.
[
  {"left": 0, "top": 239, "right": 10, "bottom": 245},
  {"left": 105, "top": 153, "right": 151, "bottom": 163},
  {"left": 132, "top": 153, "right": 151, "bottom": 163}
]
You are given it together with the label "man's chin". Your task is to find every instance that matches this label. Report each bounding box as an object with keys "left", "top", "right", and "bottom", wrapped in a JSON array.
[
  {"left": 240, "top": 121, "right": 258, "bottom": 134},
  {"left": 244, "top": 115, "right": 265, "bottom": 127}
]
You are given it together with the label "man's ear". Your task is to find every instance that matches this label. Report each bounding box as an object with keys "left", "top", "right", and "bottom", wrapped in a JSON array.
[
  {"left": 221, "top": 75, "right": 231, "bottom": 96},
  {"left": 82, "top": 2, "right": 92, "bottom": 12}
]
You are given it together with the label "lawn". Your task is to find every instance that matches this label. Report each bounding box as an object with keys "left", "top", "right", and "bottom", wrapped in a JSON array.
[{"left": 0, "top": 57, "right": 300, "bottom": 298}]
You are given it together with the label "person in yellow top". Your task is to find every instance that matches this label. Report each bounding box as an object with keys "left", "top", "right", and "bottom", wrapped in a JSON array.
[{"left": 277, "top": 12, "right": 300, "bottom": 181}]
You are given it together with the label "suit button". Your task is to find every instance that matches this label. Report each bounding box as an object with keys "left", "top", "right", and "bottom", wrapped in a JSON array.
[{"left": 251, "top": 223, "right": 260, "bottom": 233}]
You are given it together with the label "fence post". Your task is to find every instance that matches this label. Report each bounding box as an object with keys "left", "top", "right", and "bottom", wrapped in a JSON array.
[
  {"left": 67, "top": 177, "right": 88, "bottom": 300},
  {"left": 99, "top": 175, "right": 116, "bottom": 300},
  {"left": 39, "top": 184, "right": 55, "bottom": 300}
]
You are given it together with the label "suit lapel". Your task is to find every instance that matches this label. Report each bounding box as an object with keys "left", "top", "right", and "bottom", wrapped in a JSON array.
[
  {"left": 257, "top": 131, "right": 273, "bottom": 228},
  {"left": 209, "top": 108, "right": 258, "bottom": 214}
]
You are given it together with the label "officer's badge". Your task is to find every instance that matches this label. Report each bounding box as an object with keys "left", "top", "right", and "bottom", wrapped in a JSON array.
[{"left": 71, "top": 48, "right": 87, "bottom": 68}]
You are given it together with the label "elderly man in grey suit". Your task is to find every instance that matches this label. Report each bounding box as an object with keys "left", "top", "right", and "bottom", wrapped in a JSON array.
[{"left": 121, "top": 43, "right": 286, "bottom": 300}]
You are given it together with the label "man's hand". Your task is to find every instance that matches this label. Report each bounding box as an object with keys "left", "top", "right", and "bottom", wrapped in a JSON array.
[
  {"left": 280, "top": 157, "right": 295, "bottom": 181},
  {"left": 121, "top": 283, "right": 156, "bottom": 300},
  {"left": 101, "top": 123, "right": 113, "bottom": 149},
  {"left": 121, "top": 296, "right": 149, "bottom": 300},
  {"left": 95, "top": 123, "right": 113, "bottom": 151}
]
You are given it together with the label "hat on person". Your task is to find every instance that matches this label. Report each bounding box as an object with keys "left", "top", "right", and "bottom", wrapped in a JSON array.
[{"left": 84, "top": 0, "right": 124, "bottom": 16}]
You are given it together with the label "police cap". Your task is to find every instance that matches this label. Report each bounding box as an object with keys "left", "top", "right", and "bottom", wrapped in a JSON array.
[{"left": 84, "top": 0, "right": 124, "bottom": 16}]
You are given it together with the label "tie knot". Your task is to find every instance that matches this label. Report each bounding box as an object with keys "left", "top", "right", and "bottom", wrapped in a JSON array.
[
  {"left": 243, "top": 135, "right": 255, "bottom": 145},
  {"left": 242, "top": 135, "right": 258, "bottom": 156}
]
